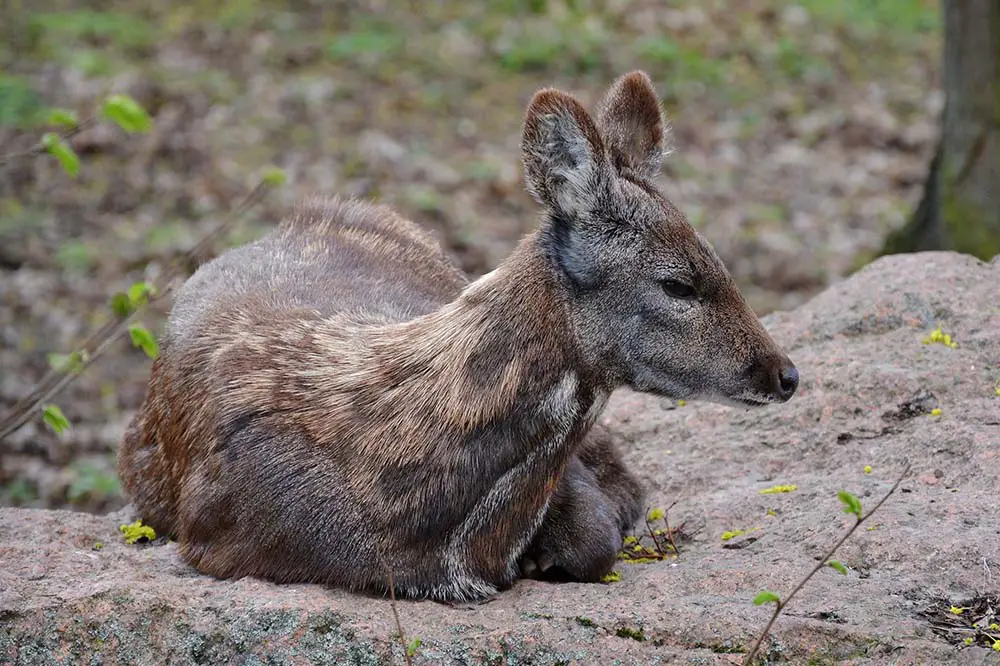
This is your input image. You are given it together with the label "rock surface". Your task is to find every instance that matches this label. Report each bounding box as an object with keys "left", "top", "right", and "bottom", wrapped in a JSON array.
[{"left": 2, "top": 251, "right": 999, "bottom": 665}]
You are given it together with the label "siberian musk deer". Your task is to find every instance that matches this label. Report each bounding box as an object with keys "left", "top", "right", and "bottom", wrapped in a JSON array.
[{"left": 118, "top": 71, "right": 798, "bottom": 601}]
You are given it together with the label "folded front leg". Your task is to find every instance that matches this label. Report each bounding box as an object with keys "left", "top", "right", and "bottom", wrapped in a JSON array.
[{"left": 519, "top": 424, "right": 645, "bottom": 582}]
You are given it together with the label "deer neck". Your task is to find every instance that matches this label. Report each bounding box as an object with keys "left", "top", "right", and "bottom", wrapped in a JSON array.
[{"left": 377, "top": 234, "right": 597, "bottom": 432}]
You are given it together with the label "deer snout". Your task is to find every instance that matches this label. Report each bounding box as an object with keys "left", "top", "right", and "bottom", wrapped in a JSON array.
[
  {"left": 773, "top": 364, "right": 799, "bottom": 402},
  {"left": 744, "top": 356, "right": 799, "bottom": 404}
]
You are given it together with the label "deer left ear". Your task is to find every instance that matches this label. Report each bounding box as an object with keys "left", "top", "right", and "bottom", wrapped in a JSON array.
[{"left": 596, "top": 71, "right": 667, "bottom": 180}]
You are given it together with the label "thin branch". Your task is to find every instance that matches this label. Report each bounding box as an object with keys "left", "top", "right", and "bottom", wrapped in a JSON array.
[
  {"left": 0, "top": 118, "right": 98, "bottom": 166},
  {"left": 386, "top": 569, "right": 413, "bottom": 666},
  {"left": 662, "top": 500, "right": 681, "bottom": 555},
  {"left": 0, "top": 180, "right": 272, "bottom": 443},
  {"left": 743, "top": 463, "right": 911, "bottom": 665},
  {"left": 643, "top": 504, "right": 666, "bottom": 554}
]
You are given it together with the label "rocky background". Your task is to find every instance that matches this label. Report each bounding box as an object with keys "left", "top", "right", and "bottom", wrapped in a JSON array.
[
  {"left": 3, "top": 252, "right": 999, "bottom": 663},
  {"left": 0, "top": 0, "right": 945, "bottom": 513}
]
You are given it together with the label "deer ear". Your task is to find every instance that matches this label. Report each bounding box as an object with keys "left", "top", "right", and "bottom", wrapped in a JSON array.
[
  {"left": 596, "top": 71, "right": 666, "bottom": 180},
  {"left": 521, "top": 89, "right": 608, "bottom": 216}
]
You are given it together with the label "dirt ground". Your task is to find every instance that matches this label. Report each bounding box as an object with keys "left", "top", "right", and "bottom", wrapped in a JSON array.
[
  {"left": 1, "top": 2, "right": 942, "bottom": 512},
  {"left": 3, "top": 252, "right": 998, "bottom": 664}
]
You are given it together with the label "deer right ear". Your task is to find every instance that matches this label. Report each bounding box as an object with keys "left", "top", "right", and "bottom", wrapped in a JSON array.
[
  {"left": 521, "top": 89, "right": 608, "bottom": 216},
  {"left": 596, "top": 71, "right": 666, "bottom": 180}
]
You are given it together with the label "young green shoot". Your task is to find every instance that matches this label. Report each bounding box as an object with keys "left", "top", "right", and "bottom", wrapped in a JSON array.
[{"left": 744, "top": 463, "right": 911, "bottom": 664}]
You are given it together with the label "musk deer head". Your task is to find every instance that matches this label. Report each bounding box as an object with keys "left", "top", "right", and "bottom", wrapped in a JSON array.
[{"left": 522, "top": 72, "right": 798, "bottom": 406}]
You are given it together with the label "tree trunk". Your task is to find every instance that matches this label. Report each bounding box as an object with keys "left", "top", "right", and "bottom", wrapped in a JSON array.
[{"left": 882, "top": 0, "right": 1000, "bottom": 260}]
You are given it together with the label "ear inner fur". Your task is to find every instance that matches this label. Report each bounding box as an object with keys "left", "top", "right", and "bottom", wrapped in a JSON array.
[{"left": 596, "top": 70, "right": 666, "bottom": 180}]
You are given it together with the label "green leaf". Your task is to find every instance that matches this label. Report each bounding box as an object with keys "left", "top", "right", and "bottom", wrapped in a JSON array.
[
  {"left": 837, "top": 490, "right": 863, "bottom": 518},
  {"left": 110, "top": 282, "right": 154, "bottom": 317},
  {"left": 46, "top": 350, "right": 88, "bottom": 374},
  {"left": 260, "top": 165, "right": 287, "bottom": 187},
  {"left": 828, "top": 560, "right": 848, "bottom": 575},
  {"left": 101, "top": 93, "right": 152, "bottom": 133},
  {"left": 110, "top": 292, "right": 132, "bottom": 317},
  {"left": 406, "top": 638, "right": 422, "bottom": 657},
  {"left": 41, "top": 132, "right": 80, "bottom": 177},
  {"left": 127, "top": 280, "right": 153, "bottom": 308},
  {"left": 42, "top": 403, "right": 71, "bottom": 434},
  {"left": 128, "top": 323, "right": 159, "bottom": 359},
  {"left": 753, "top": 591, "right": 780, "bottom": 606},
  {"left": 45, "top": 108, "right": 79, "bottom": 128}
]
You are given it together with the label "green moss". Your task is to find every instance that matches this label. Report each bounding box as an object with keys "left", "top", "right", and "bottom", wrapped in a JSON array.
[
  {"left": 614, "top": 626, "right": 645, "bottom": 642},
  {"left": 119, "top": 519, "right": 156, "bottom": 544},
  {"left": 941, "top": 188, "right": 1000, "bottom": 260},
  {"left": 574, "top": 616, "right": 596, "bottom": 628}
]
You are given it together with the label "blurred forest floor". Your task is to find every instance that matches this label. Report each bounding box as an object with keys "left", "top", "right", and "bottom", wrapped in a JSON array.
[{"left": 0, "top": 0, "right": 941, "bottom": 512}]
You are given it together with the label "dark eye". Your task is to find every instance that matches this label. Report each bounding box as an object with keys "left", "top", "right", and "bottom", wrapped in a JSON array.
[{"left": 661, "top": 280, "right": 697, "bottom": 300}]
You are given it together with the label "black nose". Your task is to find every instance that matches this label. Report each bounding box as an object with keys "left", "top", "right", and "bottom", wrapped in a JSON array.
[{"left": 775, "top": 365, "right": 799, "bottom": 402}]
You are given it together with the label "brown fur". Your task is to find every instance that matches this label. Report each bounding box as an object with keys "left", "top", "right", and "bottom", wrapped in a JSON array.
[{"left": 118, "top": 72, "right": 797, "bottom": 601}]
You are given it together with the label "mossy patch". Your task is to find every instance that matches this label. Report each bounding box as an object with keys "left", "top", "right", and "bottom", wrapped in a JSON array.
[{"left": 119, "top": 519, "right": 156, "bottom": 544}]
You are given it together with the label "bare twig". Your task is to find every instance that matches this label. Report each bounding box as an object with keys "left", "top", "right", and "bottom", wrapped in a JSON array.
[
  {"left": 0, "top": 180, "right": 273, "bottom": 443},
  {"left": 643, "top": 504, "right": 666, "bottom": 554},
  {"left": 743, "top": 463, "right": 911, "bottom": 665},
  {"left": 386, "top": 569, "right": 413, "bottom": 666},
  {"left": 662, "top": 500, "right": 681, "bottom": 555}
]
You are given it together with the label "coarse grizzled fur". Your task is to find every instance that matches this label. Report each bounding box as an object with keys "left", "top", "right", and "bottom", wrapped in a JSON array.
[{"left": 117, "top": 71, "right": 798, "bottom": 601}]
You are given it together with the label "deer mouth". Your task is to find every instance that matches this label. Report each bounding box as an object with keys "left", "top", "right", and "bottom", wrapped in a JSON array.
[{"left": 735, "top": 396, "right": 775, "bottom": 407}]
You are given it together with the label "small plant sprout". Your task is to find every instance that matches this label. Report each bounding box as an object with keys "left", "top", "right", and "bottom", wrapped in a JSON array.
[
  {"left": 41, "top": 132, "right": 80, "bottom": 178},
  {"left": 386, "top": 568, "right": 416, "bottom": 666},
  {"left": 864, "top": 465, "right": 873, "bottom": 474},
  {"left": 601, "top": 570, "right": 622, "bottom": 583},
  {"left": 0, "top": 149, "right": 283, "bottom": 443},
  {"left": 260, "top": 165, "right": 288, "bottom": 187},
  {"left": 924, "top": 596, "right": 1000, "bottom": 649},
  {"left": 101, "top": 93, "right": 153, "bottom": 133},
  {"left": 744, "top": 464, "right": 911, "bottom": 664},
  {"left": 930, "top": 408, "right": 942, "bottom": 417},
  {"left": 923, "top": 326, "right": 957, "bottom": 349},
  {"left": 128, "top": 323, "right": 160, "bottom": 360},
  {"left": 41, "top": 404, "right": 71, "bottom": 435},
  {"left": 119, "top": 519, "right": 156, "bottom": 544},
  {"left": 46, "top": 350, "right": 89, "bottom": 375},
  {"left": 759, "top": 484, "right": 797, "bottom": 494},
  {"left": 111, "top": 281, "right": 157, "bottom": 318},
  {"left": 45, "top": 108, "right": 79, "bottom": 129},
  {"left": 618, "top": 501, "right": 687, "bottom": 563}
]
